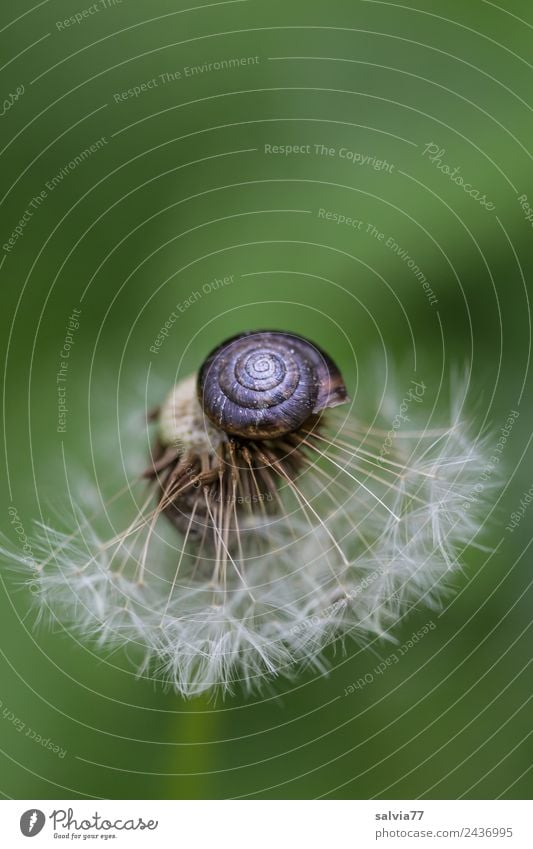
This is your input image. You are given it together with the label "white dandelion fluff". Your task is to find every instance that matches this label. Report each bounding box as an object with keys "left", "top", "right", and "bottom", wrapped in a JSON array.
[{"left": 2, "top": 331, "right": 495, "bottom": 697}]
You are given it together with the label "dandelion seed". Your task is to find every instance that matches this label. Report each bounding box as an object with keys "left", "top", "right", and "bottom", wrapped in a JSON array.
[{"left": 2, "top": 331, "right": 496, "bottom": 697}]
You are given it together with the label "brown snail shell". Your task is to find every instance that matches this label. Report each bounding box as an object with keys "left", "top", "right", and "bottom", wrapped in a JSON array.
[{"left": 197, "top": 330, "right": 348, "bottom": 439}]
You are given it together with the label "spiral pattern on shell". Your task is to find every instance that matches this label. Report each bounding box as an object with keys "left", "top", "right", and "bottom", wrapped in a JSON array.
[{"left": 197, "top": 330, "right": 348, "bottom": 439}]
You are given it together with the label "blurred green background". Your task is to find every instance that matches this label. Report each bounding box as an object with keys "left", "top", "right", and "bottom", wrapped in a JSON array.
[{"left": 1, "top": 0, "right": 532, "bottom": 799}]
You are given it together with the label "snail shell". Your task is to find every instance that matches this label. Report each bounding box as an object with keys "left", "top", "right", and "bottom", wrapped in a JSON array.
[{"left": 197, "top": 330, "right": 348, "bottom": 439}]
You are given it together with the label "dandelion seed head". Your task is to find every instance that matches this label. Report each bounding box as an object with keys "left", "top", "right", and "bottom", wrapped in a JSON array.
[
  {"left": 1, "top": 331, "right": 497, "bottom": 698},
  {"left": 158, "top": 374, "right": 225, "bottom": 454}
]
